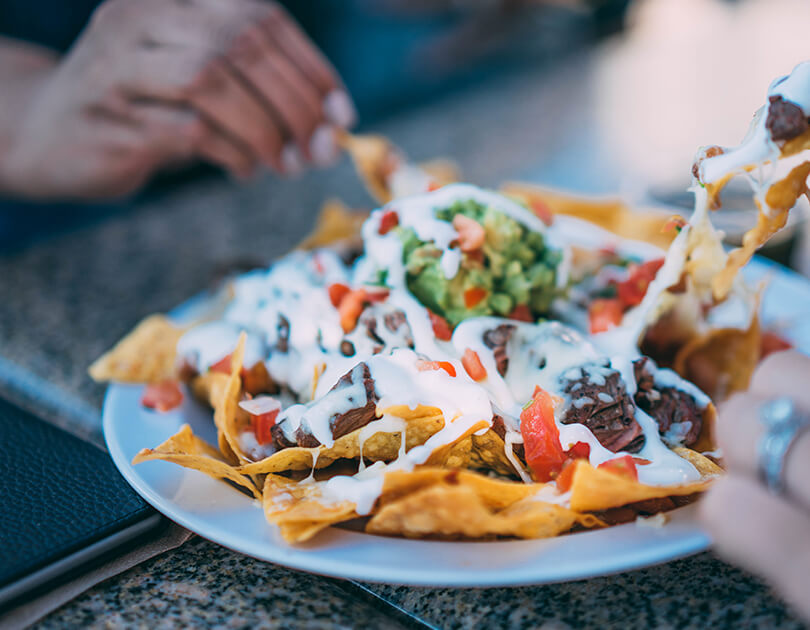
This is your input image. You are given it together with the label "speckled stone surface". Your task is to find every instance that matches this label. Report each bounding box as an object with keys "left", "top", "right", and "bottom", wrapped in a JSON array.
[
  {"left": 34, "top": 538, "right": 405, "bottom": 630},
  {"left": 2, "top": 51, "right": 806, "bottom": 629},
  {"left": 365, "top": 553, "right": 805, "bottom": 629}
]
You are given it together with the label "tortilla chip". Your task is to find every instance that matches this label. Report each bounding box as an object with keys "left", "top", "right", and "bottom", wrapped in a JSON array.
[
  {"left": 263, "top": 474, "right": 358, "bottom": 543},
  {"left": 190, "top": 371, "right": 230, "bottom": 408},
  {"left": 711, "top": 161, "right": 810, "bottom": 300},
  {"left": 367, "top": 468, "right": 599, "bottom": 539},
  {"left": 238, "top": 412, "right": 446, "bottom": 475},
  {"left": 674, "top": 315, "right": 761, "bottom": 401},
  {"left": 470, "top": 429, "right": 528, "bottom": 477},
  {"left": 297, "top": 198, "right": 368, "bottom": 251},
  {"left": 89, "top": 315, "right": 184, "bottom": 384},
  {"left": 501, "top": 182, "right": 675, "bottom": 250},
  {"left": 212, "top": 333, "right": 252, "bottom": 464},
  {"left": 568, "top": 452, "right": 720, "bottom": 513},
  {"left": 337, "top": 131, "right": 401, "bottom": 204},
  {"left": 132, "top": 424, "right": 260, "bottom": 499}
]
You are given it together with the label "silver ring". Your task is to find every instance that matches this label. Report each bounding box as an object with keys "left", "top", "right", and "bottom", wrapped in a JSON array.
[{"left": 758, "top": 397, "right": 810, "bottom": 495}]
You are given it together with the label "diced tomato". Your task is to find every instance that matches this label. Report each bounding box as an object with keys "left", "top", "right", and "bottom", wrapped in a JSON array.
[
  {"left": 597, "top": 455, "right": 639, "bottom": 481},
  {"left": 427, "top": 181, "right": 441, "bottom": 192},
  {"left": 566, "top": 441, "right": 591, "bottom": 460},
  {"left": 508, "top": 303, "right": 533, "bottom": 322},
  {"left": 252, "top": 409, "right": 280, "bottom": 445},
  {"left": 520, "top": 386, "right": 565, "bottom": 482},
  {"left": 461, "top": 348, "right": 487, "bottom": 381},
  {"left": 378, "top": 210, "right": 399, "bottom": 235},
  {"left": 141, "top": 381, "right": 183, "bottom": 412},
  {"left": 365, "top": 287, "right": 390, "bottom": 303},
  {"left": 328, "top": 282, "right": 351, "bottom": 308},
  {"left": 529, "top": 198, "right": 554, "bottom": 226},
  {"left": 339, "top": 289, "right": 367, "bottom": 333},
  {"left": 209, "top": 354, "right": 233, "bottom": 375},
  {"left": 616, "top": 258, "right": 665, "bottom": 307},
  {"left": 556, "top": 459, "right": 578, "bottom": 493},
  {"left": 760, "top": 331, "right": 793, "bottom": 359},
  {"left": 416, "top": 360, "right": 457, "bottom": 377},
  {"left": 428, "top": 309, "right": 453, "bottom": 341},
  {"left": 452, "top": 214, "right": 486, "bottom": 252},
  {"left": 464, "top": 287, "right": 488, "bottom": 308},
  {"left": 588, "top": 298, "right": 624, "bottom": 334}
]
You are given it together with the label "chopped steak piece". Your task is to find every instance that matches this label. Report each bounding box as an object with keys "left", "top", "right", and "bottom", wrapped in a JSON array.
[
  {"left": 270, "top": 363, "right": 379, "bottom": 449},
  {"left": 766, "top": 95, "right": 809, "bottom": 142},
  {"left": 633, "top": 357, "right": 703, "bottom": 447},
  {"left": 560, "top": 363, "right": 644, "bottom": 453},
  {"left": 483, "top": 324, "right": 516, "bottom": 377},
  {"left": 341, "top": 306, "right": 414, "bottom": 356}
]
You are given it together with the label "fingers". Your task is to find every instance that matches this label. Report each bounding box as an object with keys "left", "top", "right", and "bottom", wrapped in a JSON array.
[
  {"left": 717, "top": 352, "right": 810, "bottom": 512},
  {"left": 123, "top": 47, "right": 285, "bottom": 170},
  {"left": 700, "top": 476, "right": 810, "bottom": 620},
  {"left": 129, "top": 100, "right": 255, "bottom": 178},
  {"left": 226, "top": 25, "right": 327, "bottom": 164},
  {"left": 749, "top": 350, "right": 810, "bottom": 408}
]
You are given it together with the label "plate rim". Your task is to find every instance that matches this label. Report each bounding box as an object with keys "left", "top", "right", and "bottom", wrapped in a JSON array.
[{"left": 101, "top": 254, "right": 810, "bottom": 586}]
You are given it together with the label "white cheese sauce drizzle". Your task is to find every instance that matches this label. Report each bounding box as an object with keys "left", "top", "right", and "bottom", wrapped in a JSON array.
[
  {"left": 177, "top": 184, "right": 728, "bottom": 514},
  {"left": 698, "top": 61, "right": 810, "bottom": 215}
]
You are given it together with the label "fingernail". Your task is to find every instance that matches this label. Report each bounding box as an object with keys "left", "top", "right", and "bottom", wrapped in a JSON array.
[
  {"left": 323, "top": 90, "right": 357, "bottom": 128},
  {"left": 309, "top": 125, "right": 338, "bottom": 166},
  {"left": 281, "top": 143, "right": 305, "bottom": 176}
]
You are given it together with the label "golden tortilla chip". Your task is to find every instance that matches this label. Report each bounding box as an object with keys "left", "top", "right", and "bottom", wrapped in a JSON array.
[
  {"left": 132, "top": 424, "right": 260, "bottom": 499},
  {"left": 712, "top": 161, "right": 810, "bottom": 299},
  {"left": 89, "top": 315, "right": 183, "bottom": 384},
  {"left": 470, "top": 429, "right": 528, "bottom": 478},
  {"left": 190, "top": 371, "right": 230, "bottom": 408},
  {"left": 297, "top": 198, "right": 368, "bottom": 251},
  {"left": 337, "top": 131, "right": 400, "bottom": 204},
  {"left": 673, "top": 315, "right": 761, "bottom": 401},
  {"left": 367, "top": 468, "right": 600, "bottom": 539},
  {"left": 501, "top": 182, "right": 676, "bottom": 250},
  {"left": 238, "top": 412, "right": 446, "bottom": 475},
  {"left": 568, "top": 451, "right": 720, "bottom": 513},
  {"left": 337, "top": 131, "right": 459, "bottom": 204},
  {"left": 263, "top": 474, "right": 358, "bottom": 543},
  {"left": 213, "top": 333, "right": 252, "bottom": 465}
]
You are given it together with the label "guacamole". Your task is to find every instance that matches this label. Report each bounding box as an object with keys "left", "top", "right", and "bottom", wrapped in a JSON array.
[{"left": 395, "top": 199, "right": 561, "bottom": 327}]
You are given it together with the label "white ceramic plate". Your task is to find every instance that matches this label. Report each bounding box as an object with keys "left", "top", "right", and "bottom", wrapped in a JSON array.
[{"left": 103, "top": 257, "right": 810, "bottom": 587}]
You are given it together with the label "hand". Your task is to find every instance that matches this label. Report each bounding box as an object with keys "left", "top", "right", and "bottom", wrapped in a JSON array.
[
  {"left": 700, "top": 350, "right": 810, "bottom": 621},
  {"left": 0, "top": 0, "right": 355, "bottom": 200}
]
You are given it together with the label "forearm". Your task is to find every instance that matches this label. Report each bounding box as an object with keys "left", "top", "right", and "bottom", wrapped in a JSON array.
[{"left": 0, "top": 38, "right": 59, "bottom": 194}]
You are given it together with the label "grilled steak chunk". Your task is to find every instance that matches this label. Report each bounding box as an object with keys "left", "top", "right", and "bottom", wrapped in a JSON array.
[
  {"left": 560, "top": 363, "right": 644, "bottom": 453},
  {"left": 766, "top": 95, "right": 809, "bottom": 142},
  {"left": 483, "top": 324, "right": 516, "bottom": 377},
  {"left": 271, "top": 362, "right": 379, "bottom": 449},
  {"left": 633, "top": 357, "right": 703, "bottom": 447}
]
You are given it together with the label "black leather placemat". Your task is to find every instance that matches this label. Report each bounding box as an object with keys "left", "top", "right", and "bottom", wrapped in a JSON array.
[{"left": 0, "top": 395, "right": 155, "bottom": 588}]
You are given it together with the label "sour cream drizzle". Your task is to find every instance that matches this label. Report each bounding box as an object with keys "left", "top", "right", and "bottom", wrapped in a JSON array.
[{"left": 176, "top": 184, "right": 726, "bottom": 514}]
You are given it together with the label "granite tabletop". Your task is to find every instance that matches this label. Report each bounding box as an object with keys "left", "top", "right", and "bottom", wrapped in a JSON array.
[{"left": 2, "top": 34, "right": 807, "bottom": 630}]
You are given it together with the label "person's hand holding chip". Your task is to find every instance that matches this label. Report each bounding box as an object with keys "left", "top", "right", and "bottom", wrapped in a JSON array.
[
  {"left": 0, "top": 0, "right": 355, "bottom": 200},
  {"left": 700, "top": 350, "right": 810, "bottom": 621}
]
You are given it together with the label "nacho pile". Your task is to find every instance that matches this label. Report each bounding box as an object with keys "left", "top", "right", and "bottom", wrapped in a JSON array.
[{"left": 91, "top": 73, "right": 807, "bottom": 542}]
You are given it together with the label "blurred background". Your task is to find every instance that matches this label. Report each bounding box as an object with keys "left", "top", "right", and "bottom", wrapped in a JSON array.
[
  {"left": 1, "top": 0, "right": 810, "bottom": 436},
  {"left": 2, "top": 0, "right": 810, "bottom": 259}
]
